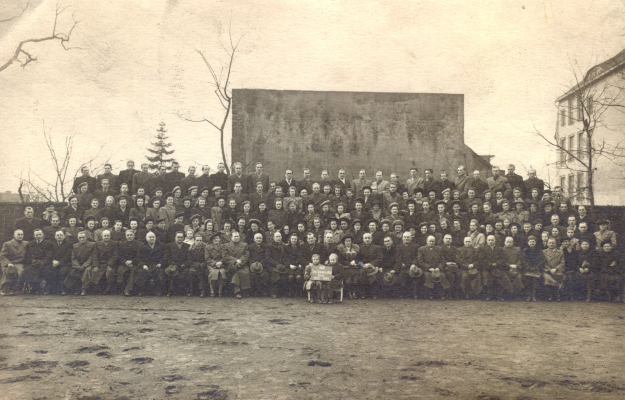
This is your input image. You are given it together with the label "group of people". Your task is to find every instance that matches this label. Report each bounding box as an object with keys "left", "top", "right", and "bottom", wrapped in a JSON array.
[{"left": 0, "top": 160, "right": 621, "bottom": 303}]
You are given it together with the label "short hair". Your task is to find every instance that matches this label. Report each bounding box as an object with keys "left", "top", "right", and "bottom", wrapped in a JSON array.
[
  {"left": 508, "top": 164, "right": 515, "bottom": 169},
  {"left": 255, "top": 162, "right": 262, "bottom": 167},
  {"left": 33, "top": 228, "right": 43, "bottom": 234},
  {"left": 425, "top": 169, "right": 433, "bottom": 174},
  {"left": 376, "top": 170, "right": 383, "bottom": 175},
  {"left": 104, "top": 163, "right": 112, "bottom": 168},
  {"left": 285, "top": 169, "right": 293, "bottom": 174},
  {"left": 492, "top": 166, "right": 500, "bottom": 170},
  {"left": 233, "top": 162, "right": 242, "bottom": 168},
  {"left": 338, "top": 169, "right": 345, "bottom": 174},
  {"left": 24, "top": 206, "right": 34, "bottom": 212},
  {"left": 410, "top": 167, "right": 418, "bottom": 172},
  {"left": 172, "top": 161, "right": 179, "bottom": 166},
  {"left": 141, "top": 163, "right": 149, "bottom": 168},
  {"left": 303, "top": 168, "right": 310, "bottom": 173}
]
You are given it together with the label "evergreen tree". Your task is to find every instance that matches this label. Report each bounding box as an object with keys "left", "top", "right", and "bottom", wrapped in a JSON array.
[{"left": 146, "top": 122, "right": 176, "bottom": 171}]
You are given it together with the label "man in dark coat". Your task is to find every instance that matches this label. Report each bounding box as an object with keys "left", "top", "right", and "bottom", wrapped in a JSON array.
[
  {"left": 15, "top": 207, "right": 44, "bottom": 241},
  {"left": 267, "top": 231, "right": 289, "bottom": 298},
  {"left": 0, "top": 229, "right": 28, "bottom": 295},
  {"left": 422, "top": 169, "right": 441, "bottom": 199},
  {"left": 249, "top": 162, "right": 270, "bottom": 194},
  {"left": 224, "top": 231, "right": 250, "bottom": 299},
  {"left": 23, "top": 229, "right": 53, "bottom": 294},
  {"left": 418, "top": 235, "right": 449, "bottom": 299},
  {"left": 356, "top": 232, "right": 383, "bottom": 299},
  {"left": 523, "top": 168, "right": 545, "bottom": 198},
  {"left": 153, "top": 166, "right": 169, "bottom": 196},
  {"left": 134, "top": 232, "right": 166, "bottom": 296},
  {"left": 180, "top": 165, "right": 198, "bottom": 195},
  {"left": 332, "top": 169, "right": 350, "bottom": 194},
  {"left": 195, "top": 165, "right": 211, "bottom": 194},
  {"left": 278, "top": 169, "right": 297, "bottom": 195},
  {"left": 94, "top": 178, "right": 117, "bottom": 206},
  {"left": 132, "top": 163, "right": 154, "bottom": 195},
  {"left": 73, "top": 166, "right": 98, "bottom": 194},
  {"left": 48, "top": 230, "right": 73, "bottom": 294},
  {"left": 165, "top": 231, "right": 190, "bottom": 296},
  {"left": 42, "top": 215, "right": 63, "bottom": 241},
  {"left": 97, "top": 164, "right": 119, "bottom": 192},
  {"left": 481, "top": 234, "right": 514, "bottom": 300},
  {"left": 166, "top": 161, "right": 185, "bottom": 192},
  {"left": 209, "top": 162, "right": 229, "bottom": 195},
  {"left": 228, "top": 162, "right": 251, "bottom": 194},
  {"left": 440, "top": 233, "right": 460, "bottom": 299},
  {"left": 87, "top": 229, "right": 118, "bottom": 295},
  {"left": 300, "top": 232, "right": 326, "bottom": 267},
  {"left": 118, "top": 160, "right": 138, "bottom": 194},
  {"left": 505, "top": 164, "right": 525, "bottom": 198},
  {"left": 395, "top": 231, "right": 420, "bottom": 298},
  {"left": 248, "top": 232, "right": 270, "bottom": 296},
  {"left": 298, "top": 168, "right": 315, "bottom": 195},
  {"left": 116, "top": 230, "right": 142, "bottom": 295},
  {"left": 64, "top": 231, "right": 95, "bottom": 294}
]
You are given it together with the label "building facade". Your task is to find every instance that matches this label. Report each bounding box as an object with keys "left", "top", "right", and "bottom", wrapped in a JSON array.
[
  {"left": 554, "top": 49, "right": 625, "bottom": 206},
  {"left": 231, "top": 89, "right": 491, "bottom": 182}
]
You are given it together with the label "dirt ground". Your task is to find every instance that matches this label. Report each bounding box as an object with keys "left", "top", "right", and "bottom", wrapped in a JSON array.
[{"left": 0, "top": 295, "right": 624, "bottom": 400}]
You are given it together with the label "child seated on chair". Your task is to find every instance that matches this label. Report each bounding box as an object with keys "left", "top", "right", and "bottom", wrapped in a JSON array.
[
  {"left": 323, "top": 253, "right": 344, "bottom": 304},
  {"left": 304, "top": 254, "right": 324, "bottom": 303}
]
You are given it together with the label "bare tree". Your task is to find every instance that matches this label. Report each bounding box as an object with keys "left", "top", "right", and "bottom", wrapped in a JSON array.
[
  {"left": 0, "top": 2, "right": 80, "bottom": 73},
  {"left": 16, "top": 121, "right": 105, "bottom": 203},
  {"left": 181, "top": 28, "right": 242, "bottom": 175},
  {"left": 534, "top": 58, "right": 625, "bottom": 213}
]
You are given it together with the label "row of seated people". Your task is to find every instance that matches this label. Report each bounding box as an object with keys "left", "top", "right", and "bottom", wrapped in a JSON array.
[{"left": 0, "top": 219, "right": 621, "bottom": 303}]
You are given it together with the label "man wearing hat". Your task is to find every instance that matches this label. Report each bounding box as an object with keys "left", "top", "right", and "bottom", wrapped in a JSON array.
[
  {"left": 224, "top": 231, "right": 250, "bottom": 299},
  {"left": 248, "top": 232, "right": 270, "bottom": 297},
  {"left": 511, "top": 200, "right": 529, "bottom": 224},
  {"left": 22, "top": 229, "right": 53, "bottom": 294},
  {"left": 395, "top": 231, "right": 420, "bottom": 298},
  {"left": 457, "top": 236, "right": 482, "bottom": 298},
  {"left": 594, "top": 219, "right": 617, "bottom": 251},
  {"left": 73, "top": 166, "right": 98, "bottom": 195},
  {"left": 481, "top": 234, "right": 514, "bottom": 301},
  {"left": 134, "top": 232, "right": 166, "bottom": 296},
  {"left": 164, "top": 231, "right": 190, "bottom": 297},
  {"left": 595, "top": 238, "right": 621, "bottom": 302},
  {"left": 356, "top": 232, "right": 383, "bottom": 299},
  {"left": 418, "top": 235, "right": 450, "bottom": 299},
  {"left": 15, "top": 207, "right": 44, "bottom": 242},
  {"left": 115, "top": 229, "right": 142, "bottom": 296},
  {"left": 63, "top": 231, "right": 95, "bottom": 295},
  {"left": 0, "top": 229, "right": 28, "bottom": 295}
]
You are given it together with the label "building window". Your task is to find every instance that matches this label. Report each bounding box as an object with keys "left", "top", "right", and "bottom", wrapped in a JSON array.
[
  {"left": 577, "top": 132, "right": 584, "bottom": 158},
  {"left": 560, "top": 107, "right": 566, "bottom": 126},
  {"left": 577, "top": 97, "right": 584, "bottom": 121},
  {"left": 568, "top": 174, "right": 575, "bottom": 196},
  {"left": 559, "top": 138, "right": 566, "bottom": 164},
  {"left": 568, "top": 98, "right": 574, "bottom": 124},
  {"left": 568, "top": 135, "right": 575, "bottom": 160},
  {"left": 577, "top": 172, "right": 585, "bottom": 199},
  {"left": 560, "top": 176, "right": 566, "bottom": 193}
]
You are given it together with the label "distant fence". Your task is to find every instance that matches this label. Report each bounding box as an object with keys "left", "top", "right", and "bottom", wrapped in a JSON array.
[{"left": 1, "top": 202, "right": 624, "bottom": 244}]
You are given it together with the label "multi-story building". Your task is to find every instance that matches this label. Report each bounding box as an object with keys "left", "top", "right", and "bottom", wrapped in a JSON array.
[{"left": 554, "top": 48, "right": 625, "bottom": 206}]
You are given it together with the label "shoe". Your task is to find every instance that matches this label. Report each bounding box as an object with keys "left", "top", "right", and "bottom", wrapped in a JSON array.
[
  {"left": 0, "top": 291, "right": 9, "bottom": 296},
  {"left": 218, "top": 293, "right": 222, "bottom": 298},
  {"left": 200, "top": 291, "right": 206, "bottom": 298},
  {"left": 328, "top": 299, "right": 334, "bottom": 304},
  {"left": 271, "top": 294, "right": 278, "bottom": 299},
  {"left": 210, "top": 293, "right": 215, "bottom": 297},
  {"left": 124, "top": 291, "right": 130, "bottom": 296},
  {"left": 484, "top": 296, "right": 492, "bottom": 301},
  {"left": 81, "top": 290, "right": 87, "bottom": 296},
  {"left": 186, "top": 293, "right": 193, "bottom": 297},
  {"left": 138, "top": 292, "right": 145, "bottom": 297},
  {"left": 167, "top": 292, "right": 172, "bottom": 297},
  {"left": 61, "top": 290, "right": 67, "bottom": 295},
  {"left": 236, "top": 293, "right": 242, "bottom": 299}
]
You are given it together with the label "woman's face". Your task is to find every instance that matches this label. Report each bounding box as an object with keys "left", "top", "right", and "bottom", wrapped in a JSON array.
[
  {"left": 290, "top": 235, "right": 298, "bottom": 245},
  {"left": 206, "top": 222, "right": 213, "bottom": 231}
]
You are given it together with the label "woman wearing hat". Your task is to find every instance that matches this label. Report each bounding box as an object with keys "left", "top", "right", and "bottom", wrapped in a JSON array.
[
  {"left": 205, "top": 232, "right": 228, "bottom": 297},
  {"left": 367, "top": 199, "right": 383, "bottom": 223},
  {"left": 62, "top": 215, "right": 81, "bottom": 244},
  {"left": 83, "top": 216, "right": 97, "bottom": 242},
  {"left": 594, "top": 220, "right": 617, "bottom": 251},
  {"left": 245, "top": 219, "right": 263, "bottom": 244},
  {"left": 187, "top": 233, "right": 207, "bottom": 297},
  {"left": 283, "top": 232, "right": 304, "bottom": 297},
  {"left": 184, "top": 215, "right": 204, "bottom": 238},
  {"left": 337, "top": 235, "right": 360, "bottom": 299},
  {"left": 575, "top": 238, "right": 597, "bottom": 302},
  {"left": 41, "top": 202, "right": 58, "bottom": 226},
  {"left": 172, "top": 186, "right": 183, "bottom": 209},
  {"left": 303, "top": 200, "right": 319, "bottom": 230},
  {"left": 268, "top": 198, "right": 287, "bottom": 230},
  {"left": 75, "top": 182, "right": 94, "bottom": 211},
  {"left": 345, "top": 219, "right": 364, "bottom": 245},
  {"left": 211, "top": 196, "right": 227, "bottom": 230},
  {"left": 83, "top": 198, "right": 102, "bottom": 227},
  {"left": 146, "top": 197, "right": 161, "bottom": 223}
]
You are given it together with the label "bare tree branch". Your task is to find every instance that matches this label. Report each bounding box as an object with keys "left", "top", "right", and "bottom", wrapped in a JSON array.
[
  {"left": 0, "top": 2, "right": 28, "bottom": 23},
  {"left": 0, "top": 3, "right": 80, "bottom": 73}
]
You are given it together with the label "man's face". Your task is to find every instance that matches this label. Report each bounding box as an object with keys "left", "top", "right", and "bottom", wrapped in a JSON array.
[
  {"left": 579, "top": 223, "right": 588, "bottom": 233},
  {"left": 55, "top": 231, "right": 65, "bottom": 242},
  {"left": 339, "top": 170, "right": 345, "bottom": 179},
  {"left": 528, "top": 238, "right": 536, "bottom": 248},
  {"left": 457, "top": 166, "right": 466, "bottom": 176},
  {"left": 463, "top": 237, "right": 472, "bottom": 248},
  {"left": 127, "top": 161, "right": 135, "bottom": 169},
  {"left": 172, "top": 163, "right": 179, "bottom": 171},
  {"left": 492, "top": 167, "right": 500, "bottom": 177},
  {"left": 551, "top": 215, "right": 559, "bottom": 225},
  {"left": 402, "top": 232, "right": 412, "bottom": 245},
  {"left": 142, "top": 164, "right": 149, "bottom": 172},
  {"left": 469, "top": 222, "right": 477, "bottom": 232},
  {"left": 426, "top": 236, "right": 435, "bottom": 247},
  {"left": 383, "top": 237, "right": 392, "bottom": 248},
  {"left": 437, "top": 204, "right": 445, "bottom": 213},
  {"left": 104, "top": 165, "right": 112, "bottom": 174},
  {"left": 581, "top": 241, "right": 590, "bottom": 250},
  {"left": 255, "top": 164, "right": 263, "bottom": 173},
  {"left": 528, "top": 170, "right": 536, "bottom": 179},
  {"left": 425, "top": 170, "right": 432, "bottom": 179},
  {"left": 410, "top": 169, "right": 417, "bottom": 178},
  {"left": 159, "top": 167, "right": 167, "bottom": 176},
  {"left": 304, "top": 170, "right": 310, "bottom": 179},
  {"left": 443, "top": 235, "right": 452, "bottom": 245},
  {"left": 25, "top": 208, "right": 34, "bottom": 218},
  {"left": 359, "top": 170, "right": 365, "bottom": 178},
  {"left": 232, "top": 232, "right": 240, "bottom": 243},
  {"left": 102, "top": 231, "right": 111, "bottom": 242},
  {"left": 82, "top": 167, "right": 89, "bottom": 176},
  {"left": 422, "top": 202, "right": 429, "bottom": 211},
  {"left": 440, "top": 172, "right": 447, "bottom": 181},
  {"left": 324, "top": 233, "right": 333, "bottom": 244},
  {"left": 389, "top": 184, "right": 397, "bottom": 193},
  {"left": 78, "top": 234, "right": 87, "bottom": 244},
  {"left": 175, "top": 233, "right": 184, "bottom": 244},
  {"left": 321, "top": 171, "right": 329, "bottom": 180},
  {"left": 504, "top": 237, "right": 513, "bottom": 248},
  {"left": 254, "top": 233, "right": 263, "bottom": 245},
  {"left": 363, "top": 233, "right": 372, "bottom": 245},
  {"left": 473, "top": 171, "right": 480, "bottom": 179},
  {"left": 375, "top": 172, "right": 382, "bottom": 181},
  {"left": 368, "top": 222, "right": 377, "bottom": 232},
  {"left": 188, "top": 166, "right": 196, "bottom": 176},
  {"left": 34, "top": 230, "right": 44, "bottom": 241},
  {"left": 126, "top": 231, "right": 135, "bottom": 241},
  {"left": 51, "top": 217, "right": 60, "bottom": 226},
  {"left": 273, "top": 232, "right": 282, "bottom": 243},
  {"left": 146, "top": 233, "right": 155, "bottom": 245},
  {"left": 234, "top": 183, "right": 242, "bottom": 193},
  {"left": 507, "top": 165, "right": 515, "bottom": 174},
  {"left": 548, "top": 239, "right": 557, "bottom": 249},
  {"left": 487, "top": 236, "right": 496, "bottom": 247},
  {"left": 218, "top": 163, "right": 225, "bottom": 172},
  {"left": 235, "top": 165, "right": 242, "bottom": 174}
]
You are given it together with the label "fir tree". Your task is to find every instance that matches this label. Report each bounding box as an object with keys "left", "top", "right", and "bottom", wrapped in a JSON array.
[{"left": 146, "top": 122, "right": 176, "bottom": 171}]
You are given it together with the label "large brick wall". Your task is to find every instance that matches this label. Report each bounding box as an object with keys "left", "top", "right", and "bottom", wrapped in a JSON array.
[{"left": 231, "top": 89, "right": 492, "bottom": 181}]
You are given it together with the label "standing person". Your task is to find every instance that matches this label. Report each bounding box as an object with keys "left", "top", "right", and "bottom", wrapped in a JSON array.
[
  {"left": 166, "top": 161, "right": 185, "bottom": 193},
  {"left": 351, "top": 169, "right": 371, "bottom": 196},
  {"left": 97, "top": 164, "right": 119, "bottom": 193},
  {"left": 372, "top": 171, "right": 390, "bottom": 194},
  {"left": 209, "top": 162, "right": 229, "bottom": 195},
  {"left": 224, "top": 231, "right": 250, "bottom": 299},
  {"left": 118, "top": 160, "right": 138, "bottom": 194},
  {"left": 278, "top": 169, "right": 297, "bottom": 195},
  {"left": 249, "top": 162, "right": 270, "bottom": 193},
  {"left": 333, "top": 169, "right": 349, "bottom": 195},
  {"left": 227, "top": 162, "right": 251, "bottom": 194},
  {"left": 405, "top": 167, "right": 423, "bottom": 197},
  {"left": 73, "top": 166, "right": 98, "bottom": 194},
  {"left": 15, "top": 207, "right": 44, "bottom": 242},
  {"left": 454, "top": 165, "right": 470, "bottom": 199},
  {"left": 180, "top": 166, "right": 198, "bottom": 195},
  {"left": 487, "top": 166, "right": 512, "bottom": 199},
  {"left": 505, "top": 164, "right": 525, "bottom": 198},
  {"left": 0, "top": 230, "right": 28, "bottom": 295},
  {"left": 164, "top": 231, "right": 190, "bottom": 297},
  {"left": 132, "top": 163, "right": 154, "bottom": 195},
  {"left": 298, "top": 168, "right": 314, "bottom": 195},
  {"left": 523, "top": 168, "right": 544, "bottom": 199}
]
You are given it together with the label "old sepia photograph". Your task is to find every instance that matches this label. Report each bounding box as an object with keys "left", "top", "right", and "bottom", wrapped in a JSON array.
[{"left": 0, "top": 0, "right": 624, "bottom": 399}]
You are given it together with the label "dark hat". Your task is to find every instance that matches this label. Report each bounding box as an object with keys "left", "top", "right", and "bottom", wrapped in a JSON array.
[
  {"left": 392, "top": 220, "right": 405, "bottom": 228},
  {"left": 542, "top": 201, "right": 555, "bottom": 208},
  {"left": 338, "top": 217, "right": 351, "bottom": 226},
  {"left": 117, "top": 195, "right": 128, "bottom": 202},
  {"left": 509, "top": 222, "right": 521, "bottom": 230},
  {"left": 174, "top": 211, "right": 185, "bottom": 219},
  {"left": 435, "top": 200, "right": 446, "bottom": 207},
  {"left": 187, "top": 186, "right": 198, "bottom": 193},
  {"left": 44, "top": 201, "right": 55, "bottom": 208},
  {"left": 501, "top": 199, "right": 510, "bottom": 206},
  {"left": 388, "top": 202, "right": 400, "bottom": 209},
  {"left": 250, "top": 262, "right": 264, "bottom": 274},
  {"left": 579, "top": 237, "right": 592, "bottom": 244},
  {"left": 354, "top": 197, "right": 364, "bottom": 204},
  {"left": 327, "top": 216, "right": 339, "bottom": 225},
  {"left": 208, "top": 232, "right": 221, "bottom": 242},
  {"left": 149, "top": 197, "right": 162, "bottom": 207},
  {"left": 341, "top": 234, "right": 354, "bottom": 244},
  {"left": 84, "top": 216, "right": 96, "bottom": 223},
  {"left": 408, "top": 265, "right": 423, "bottom": 278},
  {"left": 367, "top": 219, "right": 379, "bottom": 228},
  {"left": 172, "top": 186, "right": 181, "bottom": 193},
  {"left": 165, "top": 264, "right": 178, "bottom": 277},
  {"left": 163, "top": 192, "right": 174, "bottom": 200},
  {"left": 199, "top": 187, "right": 209, "bottom": 194},
  {"left": 99, "top": 216, "right": 110, "bottom": 223},
  {"left": 543, "top": 189, "right": 552, "bottom": 194},
  {"left": 493, "top": 188, "right": 504, "bottom": 194},
  {"left": 431, "top": 268, "right": 442, "bottom": 282},
  {"left": 382, "top": 271, "right": 398, "bottom": 286},
  {"left": 4, "top": 264, "right": 18, "bottom": 278},
  {"left": 482, "top": 189, "right": 492, "bottom": 196},
  {"left": 364, "top": 264, "right": 380, "bottom": 276},
  {"left": 526, "top": 200, "right": 538, "bottom": 208},
  {"left": 305, "top": 199, "right": 316, "bottom": 207},
  {"left": 512, "top": 200, "right": 525, "bottom": 207},
  {"left": 362, "top": 186, "right": 372, "bottom": 192},
  {"left": 190, "top": 214, "right": 201, "bottom": 221},
  {"left": 379, "top": 218, "right": 392, "bottom": 226},
  {"left": 371, "top": 198, "right": 382, "bottom": 206},
  {"left": 248, "top": 218, "right": 262, "bottom": 227},
  {"left": 319, "top": 200, "right": 331, "bottom": 208},
  {"left": 351, "top": 218, "right": 363, "bottom": 226},
  {"left": 216, "top": 195, "right": 226, "bottom": 202},
  {"left": 600, "top": 238, "right": 613, "bottom": 247},
  {"left": 417, "top": 221, "right": 429, "bottom": 230},
  {"left": 144, "top": 216, "right": 154, "bottom": 223},
  {"left": 212, "top": 186, "right": 222, "bottom": 192},
  {"left": 450, "top": 200, "right": 462, "bottom": 207},
  {"left": 182, "top": 196, "right": 194, "bottom": 203},
  {"left": 156, "top": 217, "right": 166, "bottom": 224},
  {"left": 533, "top": 220, "right": 543, "bottom": 226}
]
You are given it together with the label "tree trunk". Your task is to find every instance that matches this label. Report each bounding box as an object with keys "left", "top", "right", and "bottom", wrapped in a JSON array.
[{"left": 220, "top": 101, "right": 232, "bottom": 175}]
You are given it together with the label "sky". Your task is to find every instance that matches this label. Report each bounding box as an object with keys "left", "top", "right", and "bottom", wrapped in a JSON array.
[{"left": 1, "top": 0, "right": 624, "bottom": 196}]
